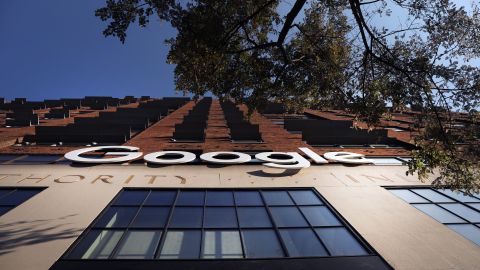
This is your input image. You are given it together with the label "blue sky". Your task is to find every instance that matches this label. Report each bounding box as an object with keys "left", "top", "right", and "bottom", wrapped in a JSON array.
[
  {"left": 1, "top": 1, "right": 477, "bottom": 101},
  {"left": 0, "top": 0, "right": 179, "bottom": 101}
]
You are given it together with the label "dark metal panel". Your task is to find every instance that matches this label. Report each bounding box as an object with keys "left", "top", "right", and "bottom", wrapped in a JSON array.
[{"left": 50, "top": 256, "right": 392, "bottom": 270}]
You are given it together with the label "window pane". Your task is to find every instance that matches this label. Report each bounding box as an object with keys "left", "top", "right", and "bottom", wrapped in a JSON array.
[
  {"left": 300, "top": 206, "right": 341, "bottom": 226},
  {"left": 206, "top": 191, "right": 234, "bottom": 206},
  {"left": 115, "top": 230, "right": 162, "bottom": 259},
  {"left": 413, "top": 204, "right": 465, "bottom": 223},
  {"left": 390, "top": 189, "right": 429, "bottom": 203},
  {"left": 262, "top": 191, "right": 294, "bottom": 205},
  {"left": 69, "top": 230, "right": 124, "bottom": 259},
  {"left": 11, "top": 155, "right": 61, "bottom": 163},
  {"left": 68, "top": 189, "right": 377, "bottom": 261},
  {"left": 54, "top": 157, "right": 72, "bottom": 164},
  {"left": 0, "top": 189, "right": 40, "bottom": 205},
  {"left": 114, "top": 190, "right": 149, "bottom": 205},
  {"left": 94, "top": 207, "right": 138, "bottom": 228},
  {"left": 411, "top": 189, "right": 453, "bottom": 203},
  {"left": 438, "top": 190, "right": 480, "bottom": 203},
  {"left": 370, "top": 157, "right": 403, "bottom": 165},
  {"left": 235, "top": 191, "right": 263, "bottom": 206},
  {"left": 237, "top": 207, "right": 272, "bottom": 228},
  {"left": 439, "top": 204, "right": 480, "bottom": 223},
  {"left": 315, "top": 227, "right": 368, "bottom": 256},
  {"left": 269, "top": 207, "right": 308, "bottom": 227},
  {"left": 242, "top": 229, "right": 284, "bottom": 258},
  {"left": 279, "top": 229, "right": 328, "bottom": 257},
  {"left": 159, "top": 230, "right": 201, "bottom": 259},
  {"left": 176, "top": 191, "right": 205, "bottom": 205},
  {"left": 131, "top": 207, "right": 170, "bottom": 228},
  {"left": 144, "top": 191, "right": 177, "bottom": 205},
  {"left": 0, "top": 206, "right": 13, "bottom": 216},
  {"left": 467, "top": 203, "right": 480, "bottom": 211},
  {"left": 0, "top": 155, "right": 20, "bottom": 162},
  {"left": 204, "top": 207, "right": 237, "bottom": 228},
  {"left": 289, "top": 190, "right": 323, "bottom": 205},
  {"left": 202, "top": 230, "right": 243, "bottom": 259},
  {"left": 169, "top": 207, "right": 203, "bottom": 228},
  {"left": 447, "top": 224, "right": 480, "bottom": 246},
  {"left": 0, "top": 189, "right": 14, "bottom": 199}
]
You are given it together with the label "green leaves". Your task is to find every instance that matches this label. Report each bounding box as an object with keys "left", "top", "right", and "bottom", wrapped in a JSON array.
[{"left": 95, "top": 0, "right": 479, "bottom": 192}]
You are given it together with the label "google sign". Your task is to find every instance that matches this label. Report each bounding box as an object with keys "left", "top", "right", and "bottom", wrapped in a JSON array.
[{"left": 65, "top": 146, "right": 374, "bottom": 169}]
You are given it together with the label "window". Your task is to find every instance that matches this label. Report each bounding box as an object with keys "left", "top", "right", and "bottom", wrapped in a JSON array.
[
  {"left": 385, "top": 127, "right": 406, "bottom": 132},
  {"left": 0, "top": 155, "right": 72, "bottom": 165},
  {"left": 10, "top": 155, "right": 62, "bottom": 164},
  {"left": 388, "top": 187, "right": 480, "bottom": 246},
  {"left": 65, "top": 188, "right": 372, "bottom": 260},
  {"left": 370, "top": 157, "right": 405, "bottom": 165},
  {"left": 0, "top": 187, "right": 45, "bottom": 216},
  {"left": 0, "top": 155, "right": 24, "bottom": 164}
]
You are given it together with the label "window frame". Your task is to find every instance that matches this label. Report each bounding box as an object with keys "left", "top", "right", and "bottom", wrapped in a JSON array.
[
  {"left": 386, "top": 186, "right": 480, "bottom": 245},
  {"left": 54, "top": 188, "right": 392, "bottom": 270},
  {"left": 368, "top": 157, "right": 406, "bottom": 165},
  {"left": 0, "top": 187, "right": 46, "bottom": 216},
  {"left": 61, "top": 188, "right": 382, "bottom": 260}
]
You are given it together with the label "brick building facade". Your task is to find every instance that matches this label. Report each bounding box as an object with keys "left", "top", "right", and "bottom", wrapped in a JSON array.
[{"left": 0, "top": 96, "right": 479, "bottom": 270}]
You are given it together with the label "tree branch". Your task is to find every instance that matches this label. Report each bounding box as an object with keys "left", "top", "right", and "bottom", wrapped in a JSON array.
[
  {"left": 222, "top": 0, "right": 278, "bottom": 44},
  {"left": 276, "top": 0, "right": 307, "bottom": 45}
]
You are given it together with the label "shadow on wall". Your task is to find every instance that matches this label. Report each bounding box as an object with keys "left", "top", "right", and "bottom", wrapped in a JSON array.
[
  {"left": 247, "top": 169, "right": 301, "bottom": 177},
  {"left": 0, "top": 214, "right": 82, "bottom": 256}
]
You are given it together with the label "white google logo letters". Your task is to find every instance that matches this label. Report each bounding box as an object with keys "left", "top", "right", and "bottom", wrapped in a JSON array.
[{"left": 64, "top": 146, "right": 373, "bottom": 169}]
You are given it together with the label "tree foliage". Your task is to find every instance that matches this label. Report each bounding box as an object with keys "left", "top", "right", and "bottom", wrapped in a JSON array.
[{"left": 96, "top": 0, "right": 480, "bottom": 192}]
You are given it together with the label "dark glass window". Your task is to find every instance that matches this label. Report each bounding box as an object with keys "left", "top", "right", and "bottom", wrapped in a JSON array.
[
  {"left": 0, "top": 189, "right": 42, "bottom": 205},
  {"left": 0, "top": 189, "right": 13, "bottom": 198},
  {"left": 315, "top": 228, "right": 368, "bottom": 256},
  {"left": 369, "top": 157, "right": 404, "bottom": 165},
  {"left": 279, "top": 228, "right": 328, "bottom": 256},
  {"left": 237, "top": 207, "right": 272, "bottom": 227},
  {"left": 234, "top": 191, "right": 263, "bottom": 206},
  {"left": 65, "top": 188, "right": 372, "bottom": 260},
  {"left": 114, "top": 190, "right": 148, "bottom": 205},
  {"left": 242, "top": 229, "right": 283, "bottom": 258},
  {"left": 115, "top": 230, "right": 162, "bottom": 259},
  {"left": 0, "top": 188, "right": 44, "bottom": 216},
  {"left": 300, "top": 206, "right": 341, "bottom": 226},
  {"left": 202, "top": 230, "right": 243, "bottom": 258},
  {"left": 289, "top": 190, "right": 323, "bottom": 205},
  {"left": 93, "top": 207, "right": 138, "bottom": 228},
  {"left": 131, "top": 207, "right": 170, "bottom": 228},
  {"left": 159, "top": 230, "right": 201, "bottom": 259},
  {"left": 206, "top": 191, "right": 234, "bottom": 206},
  {"left": 447, "top": 224, "right": 480, "bottom": 245},
  {"left": 439, "top": 190, "right": 480, "bottom": 203},
  {"left": 412, "top": 204, "right": 464, "bottom": 223},
  {"left": 0, "top": 206, "right": 11, "bottom": 216},
  {"left": 262, "top": 191, "right": 294, "bottom": 205},
  {"left": 176, "top": 191, "right": 204, "bottom": 205},
  {"left": 170, "top": 207, "right": 203, "bottom": 228},
  {"left": 0, "top": 155, "right": 23, "bottom": 164},
  {"left": 468, "top": 203, "right": 480, "bottom": 211},
  {"left": 388, "top": 187, "right": 480, "bottom": 246},
  {"left": 439, "top": 204, "right": 480, "bottom": 223},
  {"left": 269, "top": 207, "right": 308, "bottom": 227},
  {"left": 204, "top": 207, "right": 237, "bottom": 228},
  {"left": 69, "top": 230, "right": 124, "bottom": 259},
  {"left": 389, "top": 189, "right": 428, "bottom": 203},
  {"left": 411, "top": 189, "right": 453, "bottom": 203},
  {"left": 10, "top": 155, "right": 62, "bottom": 164},
  {"left": 144, "top": 191, "right": 176, "bottom": 205}
]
